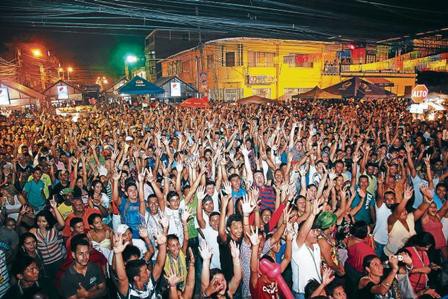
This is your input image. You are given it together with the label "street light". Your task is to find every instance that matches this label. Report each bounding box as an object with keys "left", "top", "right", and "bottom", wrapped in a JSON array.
[
  {"left": 67, "top": 66, "right": 73, "bottom": 80},
  {"left": 126, "top": 55, "right": 138, "bottom": 63},
  {"left": 31, "top": 48, "right": 43, "bottom": 58},
  {"left": 124, "top": 55, "right": 138, "bottom": 79}
]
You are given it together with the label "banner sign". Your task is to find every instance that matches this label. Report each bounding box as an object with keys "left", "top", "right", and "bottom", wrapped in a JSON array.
[
  {"left": 171, "top": 82, "right": 181, "bottom": 97},
  {"left": 57, "top": 85, "right": 69, "bottom": 100},
  {"left": 0, "top": 87, "right": 10, "bottom": 105}
]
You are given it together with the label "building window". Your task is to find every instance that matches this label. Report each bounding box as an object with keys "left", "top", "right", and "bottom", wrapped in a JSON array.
[
  {"left": 252, "top": 88, "right": 271, "bottom": 98},
  {"left": 248, "top": 51, "right": 275, "bottom": 67},
  {"left": 225, "top": 52, "right": 235, "bottom": 67},
  {"left": 224, "top": 88, "right": 242, "bottom": 102},
  {"left": 404, "top": 86, "right": 412, "bottom": 96},
  {"left": 182, "top": 61, "right": 190, "bottom": 73},
  {"left": 207, "top": 55, "right": 214, "bottom": 69}
]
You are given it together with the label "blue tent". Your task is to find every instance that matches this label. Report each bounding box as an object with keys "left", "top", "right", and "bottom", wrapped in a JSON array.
[{"left": 118, "top": 76, "right": 164, "bottom": 95}]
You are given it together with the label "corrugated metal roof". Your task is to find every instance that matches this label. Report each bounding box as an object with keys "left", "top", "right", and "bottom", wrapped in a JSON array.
[{"left": 0, "top": 80, "right": 46, "bottom": 100}]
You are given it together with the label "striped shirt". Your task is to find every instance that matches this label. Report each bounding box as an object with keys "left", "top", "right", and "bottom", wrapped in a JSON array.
[
  {"left": 35, "top": 227, "right": 66, "bottom": 265},
  {"left": 0, "top": 250, "right": 9, "bottom": 298},
  {"left": 258, "top": 185, "right": 276, "bottom": 211}
]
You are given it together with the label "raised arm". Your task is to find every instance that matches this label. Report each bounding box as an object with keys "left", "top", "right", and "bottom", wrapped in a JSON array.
[
  {"left": 199, "top": 242, "right": 212, "bottom": 293},
  {"left": 388, "top": 185, "right": 412, "bottom": 230},
  {"left": 248, "top": 227, "right": 260, "bottom": 290},
  {"left": 152, "top": 231, "right": 167, "bottom": 281},
  {"left": 227, "top": 241, "right": 242, "bottom": 296},
  {"left": 113, "top": 234, "right": 130, "bottom": 297},
  {"left": 405, "top": 143, "right": 417, "bottom": 178},
  {"left": 296, "top": 198, "right": 320, "bottom": 247},
  {"left": 49, "top": 197, "right": 65, "bottom": 229},
  {"left": 112, "top": 169, "right": 122, "bottom": 206},
  {"left": 196, "top": 186, "right": 207, "bottom": 229},
  {"left": 240, "top": 144, "right": 254, "bottom": 183},
  {"left": 218, "top": 193, "right": 231, "bottom": 242}
]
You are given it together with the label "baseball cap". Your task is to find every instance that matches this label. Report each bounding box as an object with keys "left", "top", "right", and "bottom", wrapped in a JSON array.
[{"left": 115, "top": 224, "right": 130, "bottom": 235}]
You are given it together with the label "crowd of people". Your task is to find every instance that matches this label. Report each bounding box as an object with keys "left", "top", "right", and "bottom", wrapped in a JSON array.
[{"left": 0, "top": 97, "right": 447, "bottom": 299}]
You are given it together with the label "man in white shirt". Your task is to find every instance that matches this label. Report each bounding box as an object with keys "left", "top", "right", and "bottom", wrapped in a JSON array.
[{"left": 291, "top": 199, "right": 322, "bottom": 299}]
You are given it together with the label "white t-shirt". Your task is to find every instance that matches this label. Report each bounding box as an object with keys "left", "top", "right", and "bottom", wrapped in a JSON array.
[
  {"left": 198, "top": 226, "right": 221, "bottom": 269},
  {"left": 165, "top": 200, "right": 186, "bottom": 244},
  {"left": 291, "top": 241, "right": 321, "bottom": 293},
  {"left": 373, "top": 202, "right": 392, "bottom": 245}
]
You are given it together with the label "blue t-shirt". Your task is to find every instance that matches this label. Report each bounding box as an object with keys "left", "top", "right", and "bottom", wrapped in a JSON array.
[{"left": 119, "top": 197, "right": 142, "bottom": 238}]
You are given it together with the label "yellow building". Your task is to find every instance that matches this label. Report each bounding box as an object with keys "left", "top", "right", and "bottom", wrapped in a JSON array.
[{"left": 160, "top": 37, "right": 416, "bottom": 101}]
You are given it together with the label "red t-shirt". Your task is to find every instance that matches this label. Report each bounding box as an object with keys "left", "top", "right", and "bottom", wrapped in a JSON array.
[
  {"left": 346, "top": 239, "right": 376, "bottom": 273},
  {"left": 250, "top": 275, "right": 280, "bottom": 299}
]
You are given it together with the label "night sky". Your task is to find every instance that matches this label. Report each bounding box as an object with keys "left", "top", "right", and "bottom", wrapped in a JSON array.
[{"left": 0, "top": 0, "right": 447, "bottom": 81}]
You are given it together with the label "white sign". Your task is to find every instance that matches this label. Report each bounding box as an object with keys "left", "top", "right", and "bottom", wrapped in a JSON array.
[
  {"left": 57, "top": 85, "right": 69, "bottom": 100},
  {"left": 171, "top": 82, "right": 181, "bottom": 97},
  {"left": 0, "top": 87, "right": 9, "bottom": 105},
  {"left": 409, "top": 104, "right": 425, "bottom": 114}
]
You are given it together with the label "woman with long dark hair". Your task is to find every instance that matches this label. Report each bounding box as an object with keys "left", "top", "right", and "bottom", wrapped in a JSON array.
[{"left": 29, "top": 199, "right": 66, "bottom": 280}]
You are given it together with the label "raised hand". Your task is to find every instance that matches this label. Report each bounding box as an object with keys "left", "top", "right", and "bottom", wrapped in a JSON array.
[
  {"left": 223, "top": 181, "right": 232, "bottom": 196},
  {"left": 312, "top": 198, "right": 322, "bottom": 216},
  {"left": 145, "top": 169, "right": 155, "bottom": 183},
  {"left": 241, "top": 195, "right": 256, "bottom": 216},
  {"left": 424, "top": 154, "right": 431, "bottom": 168},
  {"left": 113, "top": 233, "right": 129, "bottom": 254},
  {"left": 175, "top": 162, "right": 184, "bottom": 173},
  {"left": 196, "top": 185, "right": 206, "bottom": 201},
  {"left": 420, "top": 184, "right": 433, "bottom": 199},
  {"left": 159, "top": 214, "right": 169, "bottom": 230},
  {"left": 155, "top": 231, "right": 167, "bottom": 246},
  {"left": 113, "top": 169, "right": 122, "bottom": 181},
  {"left": 250, "top": 187, "right": 260, "bottom": 201},
  {"left": 199, "top": 241, "right": 213, "bottom": 260},
  {"left": 403, "top": 185, "right": 413, "bottom": 201},
  {"left": 404, "top": 143, "right": 412, "bottom": 153},
  {"left": 246, "top": 226, "right": 259, "bottom": 246},
  {"left": 137, "top": 170, "right": 145, "bottom": 182},
  {"left": 299, "top": 166, "right": 307, "bottom": 177},
  {"left": 229, "top": 240, "right": 240, "bottom": 258},
  {"left": 352, "top": 152, "right": 360, "bottom": 164},
  {"left": 181, "top": 208, "right": 192, "bottom": 223},
  {"left": 188, "top": 247, "right": 195, "bottom": 264},
  {"left": 139, "top": 226, "right": 149, "bottom": 239},
  {"left": 240, "top": 144, "right": 250, "bottom": 157},
  {"left": 321, "top": 267, "right": 335, "bottom": 286},
  {"left": 165, "top": 268, "right": 182, "bottom": 287}
]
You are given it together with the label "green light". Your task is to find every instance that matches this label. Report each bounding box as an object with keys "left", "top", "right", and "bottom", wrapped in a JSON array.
[{"left": 126, "top": 55, "right": 138, "bottom": 64}]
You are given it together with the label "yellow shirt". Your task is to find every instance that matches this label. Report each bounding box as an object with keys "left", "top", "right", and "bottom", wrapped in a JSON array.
[{"left": 57, "top": 202, "right": 73, "bottom": 220}]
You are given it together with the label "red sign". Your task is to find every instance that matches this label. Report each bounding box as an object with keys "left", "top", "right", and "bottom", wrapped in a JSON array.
[{"left": 411, "top": 84, "right": 428, "bottom": 103}]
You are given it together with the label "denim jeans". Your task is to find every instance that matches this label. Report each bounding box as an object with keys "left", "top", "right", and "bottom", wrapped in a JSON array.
[
  {"left": 375, "top": 241, "right": 386, "bottom": 259},
  {"left": 293, "top": 291, "right": 305, "bottom": 299}
]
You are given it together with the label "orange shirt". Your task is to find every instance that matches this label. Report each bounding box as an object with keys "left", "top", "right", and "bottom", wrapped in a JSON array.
[{"left": 62, "top": 207, "right": 101, "bottom": 238}]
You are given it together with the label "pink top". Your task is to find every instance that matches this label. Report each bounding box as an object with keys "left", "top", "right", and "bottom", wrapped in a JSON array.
[{"left": 422, "top": 216, "right": 446, "bottom": 250}]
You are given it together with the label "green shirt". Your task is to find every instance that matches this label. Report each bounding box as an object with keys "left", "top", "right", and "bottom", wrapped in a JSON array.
[{"left": 186, "top": 195, "right": 198, "bottom": 239}]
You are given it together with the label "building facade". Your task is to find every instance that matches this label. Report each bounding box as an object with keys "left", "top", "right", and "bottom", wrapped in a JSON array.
[{"left": 160, "top": 37, "right": 421, "bottom": 101}]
